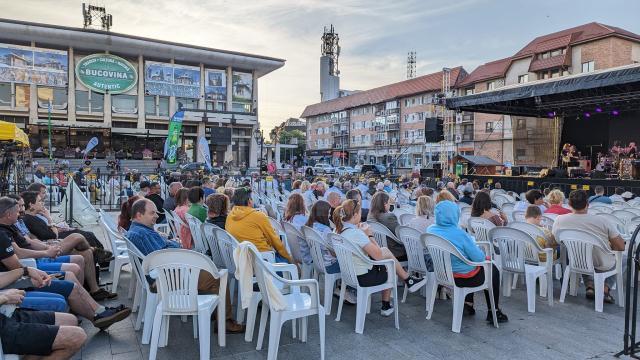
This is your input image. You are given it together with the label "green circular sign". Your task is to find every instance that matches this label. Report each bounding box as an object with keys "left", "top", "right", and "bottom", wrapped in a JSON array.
[{"left": 75, "top": 53, "right": 137, "bottom": 94}]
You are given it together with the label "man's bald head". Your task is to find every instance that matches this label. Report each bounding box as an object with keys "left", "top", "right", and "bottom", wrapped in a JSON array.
[
  {"left": 168, "top": 182, "right": 183, "bottom": 196},
  {"left": 327, "top": 191, "right": 342, "bottom": 208}
]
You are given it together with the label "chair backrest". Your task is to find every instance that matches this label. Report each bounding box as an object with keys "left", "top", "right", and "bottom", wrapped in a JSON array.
[
  {"left": 143, "top": 249, "right": 221, "bottom": 313},
  {"left": 301, "top": 225, "right": 330, "bottom": 274},
  {"left": 556, "top": 229, "right": 612, "bottom": 274},
  {"left": 509, "top": 221, "right": 546, "bottom": 243},
  {"left": 596, "top": 212, "right": 627, "bottom": 235},
  {"left": 123, "top": 236, "right": 150, "bottom": 292},
  {"left": 202, "top": 223, "right": 225, "bottom": 268},
  {"left": 421, "top": 233, "right": 459, "bottom": 287},
  {"left": 170, "top": 210, "right": 186, "bottom": 235},
  {"left": 184, "top": 213, "right": 207, "bottom": 253},
  {"left": 367, "top": 221, "right": 401, "bottom": 248},
  {"left": 539, "top": 214, "right": 555, "bottom": 231},
  {"left": 268, "top": 216, "right": 286, "bottom": 239},
  {"left": 98, "top": 209, "right": 119, "bottom": 233},
  {"left": 490, "top": 227, "right": 541, "bottom": 272},
  {"left": 512, "top": 210, "right": 526, "bottom": 222},
  {"left": 98, "top": 215, "right": 123, "bottom": 253},
  {"left": 329, "top": 233, "right": 368, "bottom": 288},
  {"left": 501, "top": 202, "right": 515, "bottom": 214},
  {"left": 396, "top": 226, "right": 429, "bottom": 274},
  {"left": 611, "top": 210, "right": 637, "bottom": 226},
  {"left": 590, "top": 203, "right": 613, "bottom": 213},
  {"left": 213, "top": 227, "right": 240, "bottom": 274},
  {"left": 625, "top": 208, "right": 640, "bottom": 217},
  {"left": 494, "top": 194, "right": 513, "bottom": 209},
  {"left": 282, "top": 221, "right": 306, "bottom": 265},
  {"left": 467, "top": 217, "right": 496, "bottom": 242},
  {"left": 398, "top": 213, "right": 416, "bottom": 226},
  {"left": 613, "top": 200, "right": 630, "bottom": 209},
  {"left": 490, "top": 189, "right": 507, "bottom": 199},
  {"left": 629, "top": 216, "right": 640, "bottom": 236}
]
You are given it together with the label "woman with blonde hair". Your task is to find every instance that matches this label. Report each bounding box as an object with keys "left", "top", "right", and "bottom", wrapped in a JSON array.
[
  {"left": 436, "top": 189, "right": 457, "bottom": 203},
  {"left": 333, "top": 199, "right": 425, "bottom": 316},
  {"left": 545, "top": 189, "right": 571, "bottom": 215},
  {"left": 406, "top": 195, "right": 435, "bottom": 231}
]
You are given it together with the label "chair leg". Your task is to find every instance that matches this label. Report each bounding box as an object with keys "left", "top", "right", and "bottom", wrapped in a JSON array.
[
  {"left": 547, "top": 272, "right": 554, "bottom": 307},
  {"left": 161, "top": 315, "right": 170, "bottom": 347},
  {"left": 393, "top": 286, "right": 400, "bottom": 330},
  {"left": 401, "top": 281, "right": 408, "bottom": 303},
  {"left": 197, "top": 310, "right": 211, "bottom": 360},
  {"left": 525, "top": 273, "right": 536, "bottom": 313},
  {"left": 487, "top": 287, "right": 499, "bottom": 329},
  {"left": 193, "top": 315, "right": 198, "bottom": 339},
  {"left": 267, "top": 312, "right": 283, "bottom": 360},
  {"left": 539, "top": 274, "right": 547, "bottom": 298},
  {"left": 425, "top": 277, "right": 438, "bottom": 319},
  {"left": 355, "top": 288, "right": 367, "bottom": 334},
  {"left": 559, "top": 267, "right": 571, "bottom": 303},
  {"left": 451, "top": 289, "right": 465, "bottom": 333},
  {"left": 318, "top": 308, "right": 326, "bottom": 360},
  {"left": 111, "top": 262, "right": 122, "bottom": 293},
  {"left": 301, "top": 316, "right": 308, "bottom": 342},
  {"left": 142, "top": 294, "right": 158, "bottom": 344},
  {"left": 594, "top": 274, "right": 605, "bottom": 313},
  {"left": 323, "top": 275, "right": 335, "bottom": 315},
  {"left": 502, "top": 272, "right": 512, "bottom": 297},
  {"left": 148, "top": 308, "right": 163, "bottom": 360},
  {"left": 134, "top": 290, "right": 146, "bottom": 331},
  {"left": 616, "top": 272, "right": 625, "bottom": 308},
  {"left": 256, "top": 304, "right": 269, "bottom": 350},
  {"left": 511, "top": 273, "right": 519, "bottom": 290},
  {"left": 335, "top": 282, "right": 346, "bottom": 322},
  {"left": 217, "top": 299, "right": 226, "bottom": 347},
  {"left": 569, "top": 272, "right": 578, "bottom": 297},
  {"left": 244, "top": 293, "right": 261, "bottom": 342},
  {"left": 128, "top": 268, "right": 137, "bottom": 299},
  {"left": 366, "top": 293, "right": 371, "bottom": 314}
]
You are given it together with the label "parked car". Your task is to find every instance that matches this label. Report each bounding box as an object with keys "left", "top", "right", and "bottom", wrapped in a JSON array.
[
  {"left": 360, "top": 164, "right": 387, "bottom": 175},
  {"left": 178, "top": 162, "right": 221, "bottom": 174},
  {"left": 313, "top": 163, "right": 335, "bottom": 174},
  {"left": 335, "top": 166, "right": 357, "bottom": 176}
]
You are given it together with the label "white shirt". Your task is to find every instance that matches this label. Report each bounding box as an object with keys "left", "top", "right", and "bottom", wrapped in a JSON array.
[{"left": 341, "top": 223, "right": 372, "bottom": 275}]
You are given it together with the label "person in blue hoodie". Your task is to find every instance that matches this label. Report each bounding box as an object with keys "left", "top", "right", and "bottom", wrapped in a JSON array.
[{"left": 427, "top": 200, "right": 508, "bottom": 323}]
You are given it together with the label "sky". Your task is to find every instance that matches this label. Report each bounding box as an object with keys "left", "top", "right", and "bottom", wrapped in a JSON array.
[{"left": 2, "top": 0, "right": 640, "bottom": 133}]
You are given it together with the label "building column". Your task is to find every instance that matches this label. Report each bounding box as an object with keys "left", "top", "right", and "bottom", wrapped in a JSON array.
[
  {"left": 252, "top": 70, "right": 258, "bottom": 114},
  {"left": 67, "top": 47, "right": 76, "bottom": 123},
  {"left": 275, "top": 144, "right": 281, "bottom": 169},
  {"left": 103, "top": 91, "right": 112, "bottom": 127},
  {"left": 137, "top": 55, "right": 145, "bottom": 129},
  {"left": 249, "top": 126, "right": 258, "bottom": 168},
  {"left": 226, "top": 66, "right": 232, "bottom": 111},
  {"left": 199, "top": 63, "right": 205, "bottom": 109}
]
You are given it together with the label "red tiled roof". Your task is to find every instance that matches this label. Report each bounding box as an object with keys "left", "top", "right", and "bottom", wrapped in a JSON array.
[
  {"left": 457, "top": 57, "right": 511, "bottom": 87},
  {"left": 513, "top": 22, "right": 640, "bottom": 59},
  {"left": 528, "top": 54, "right": 569, "bottom": 72},
  {"left": 300, "top": 67, "right": 465, "bottom": 118}
]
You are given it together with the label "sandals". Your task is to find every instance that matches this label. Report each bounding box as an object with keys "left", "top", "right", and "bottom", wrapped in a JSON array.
[
  {"left": 604, "top": 292, "right": 615, "bottom": 304},
  {"left": 585, "top": 287, "right": 595, "bottom": 300},
  {"left": 586, "top": 286, "right": 615, "bottom": 304}
]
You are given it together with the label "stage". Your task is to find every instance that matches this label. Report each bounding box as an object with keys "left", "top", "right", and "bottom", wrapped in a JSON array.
[{"left": 464, "top": 174, "right": 640, "bottom": 196}]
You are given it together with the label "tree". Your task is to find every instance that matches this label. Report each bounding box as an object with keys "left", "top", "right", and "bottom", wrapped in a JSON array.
[{"left": 278, "top": 129, "right": 306, "bottom": 164}]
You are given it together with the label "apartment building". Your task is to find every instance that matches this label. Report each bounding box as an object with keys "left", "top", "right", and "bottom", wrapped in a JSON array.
[
  {"left": 302, "top": 67, "right": 468, "bottom": 168},
  {"left": 458, "top": 22, "right": 640, "bottom": 167}
]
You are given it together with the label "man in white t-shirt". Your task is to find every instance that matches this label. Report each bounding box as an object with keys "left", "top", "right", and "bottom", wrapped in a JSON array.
[{"left": 552, "top": 189, "right": 625, "bottom": 303}]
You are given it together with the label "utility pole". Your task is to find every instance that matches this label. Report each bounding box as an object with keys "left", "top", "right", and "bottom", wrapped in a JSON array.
[
  {"left": 407, "top": 51, "right": 416, "bottom": 79},
  {"left": 82, "top": 3, "right": 113, "bottom": 31}
]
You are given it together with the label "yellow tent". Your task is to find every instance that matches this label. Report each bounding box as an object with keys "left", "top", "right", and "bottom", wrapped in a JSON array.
[{"left": 0, "top": 120, "right": 29, "bottom": 147}]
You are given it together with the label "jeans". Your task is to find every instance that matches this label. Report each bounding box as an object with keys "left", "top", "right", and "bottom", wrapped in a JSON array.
[{"left": 22, "top": 291, "right": 67, "bottom": 312}]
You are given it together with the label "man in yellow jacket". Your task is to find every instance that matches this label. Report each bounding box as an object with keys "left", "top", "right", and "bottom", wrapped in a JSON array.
[{"left": 226, "top": 187, "right": 293, "bottom": 263}]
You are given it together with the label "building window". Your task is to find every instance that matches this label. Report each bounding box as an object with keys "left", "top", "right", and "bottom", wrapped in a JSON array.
[
  {"left": 465, "top": 88, "right": 474, "bottom": 95},
  {"left": 485, "top": 122, "right": 493, "bottom": 133},
  {"left": 14, "top": 85, "right": 29, "bottom": 108},
  {"left": 582, "top": 61, "right": 595, "bottom": 73},
  {"left": 516, "top": 118, "right": 526, "bottom": 130},
  {"left": 112, "top": 94, "right": 138, "bottom": 114},
  {"left": 158, "top": 97, "right": 169, "bottom": 116},
  {"left": 232, "top": 102, "right": 251, "bottom": 113},
  {"left": 37, "top": 87, "right": 67, "bottom": 110},
  {"left": 516, "top": 148, "right": 526, "bottom": 160},
  {"left": 487, "top": 81, "right": 495, "bottom": 90},
  {"left": 551, "top": 69, "right": 560, "bottom": 78},
  {"left": 518, "top": 74, "right": 529, "bottom": 84},
  {"left": 144, "top": 95, "right": 156, "bottom": 116},
  {"left": 75, "top": 90, "right": 103, "bottom": 113},
  {"left": 0, "top": 83, "right": 10, "bottom": 106},
  {"left": 206, "top": 100, "right": 226, "bottom": 112},
  {"left": 176, "top": 97, "right": 198, "bottom": 110}
]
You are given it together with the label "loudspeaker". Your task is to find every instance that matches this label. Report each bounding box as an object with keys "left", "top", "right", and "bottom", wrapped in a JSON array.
[
  {"left": 548, "top": 167, "right": 567, "bottom": 178},
  {"left": 424, "top": 118, "right": 443, "bottom": 142},
  {"left": 420, "top": 168, "right": 436, "bottom": 178}
]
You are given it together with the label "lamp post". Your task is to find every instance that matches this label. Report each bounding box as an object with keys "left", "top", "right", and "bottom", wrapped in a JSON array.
[{"left": 254, "top": 128, "right": 264, "bottom": 171}]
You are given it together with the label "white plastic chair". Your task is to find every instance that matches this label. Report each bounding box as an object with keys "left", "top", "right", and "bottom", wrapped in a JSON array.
[
  {"left": 422, "top": 233, "right": 499, "bottom": 333},
  {"left": 398, "top": 213, "right": 417, "bottom": 226},
  {"left": 146, "top": 249, "right": 228, "bottom": 360},
  {"left": 396, "top": 226, "right": 432, "bottom": 303},
  {"left": 98, "top": 215, "right": 130, "bottom": 293},
  {"left": 539, "top": 214, "right": 556, "bottom": 231},
  {"left": 490, "top": 227, "right": 553, "bottom": 312},
  {"left": 367, "top": 221, "right": 408, "bottom": 269},
  {"left": 184, "top": 213, "right": 208, "bottom": 254},
  {"left": 247, "top": 243, "right": 325, "bottom": 360},
  {"left": 509, "top": 221, "right": 563, "bottom": 281},
  {"left": 557, "top": 229, "right": 624, "bottom": 312},
  {"left": 124, "top": 237, "right": 157, "bottom": 345},
  {"left": 282, "top": 221, "right": 313, "bottom": 279},
  {"left": 202, "top": 223, "right": 225, "bottom": 268},
  {"left": 302, "top": 226, "right": 341, "bottom": 315},
  {"left": 591, "top": 203, "right": 613, "bottom": 213},
  {"left": 330, "top": 233, "right": 399, "bottom": 334},
  {"left": 596, "top": 213, "right": 628, "bottom": 237},
  {"left": 612, "top": 210, "right": 637, "bottom": 227},
  {"left": 512, "top": 210, "right": 526, "bottom": 222}
]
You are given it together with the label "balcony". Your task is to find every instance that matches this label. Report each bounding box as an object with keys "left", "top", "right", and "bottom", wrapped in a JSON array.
[
  {"left": 374, "top": 123, "right": 400, "bottom": 132},
  {"left": 331, "top": 129, "right": 349, "bottom": 136},
  {"left": 374, "top": 108, "right": 400, "bottom": 117},
  {"left": 331, "top": 116, "right": 349, "bottom": 124},
  {"left": 333, "top": 142, "right": 348, "bottom": 148}
]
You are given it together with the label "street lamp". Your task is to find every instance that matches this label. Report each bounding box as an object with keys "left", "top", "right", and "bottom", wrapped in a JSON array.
[{"left": 254, "top": 128, "right": 264, "bottom": 172}]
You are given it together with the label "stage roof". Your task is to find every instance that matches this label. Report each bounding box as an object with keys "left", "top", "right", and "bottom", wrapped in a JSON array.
[{"left": 446, "top": 64, "right": 640, "bottom": 117}]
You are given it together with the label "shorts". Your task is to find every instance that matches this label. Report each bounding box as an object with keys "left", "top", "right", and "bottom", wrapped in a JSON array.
[
  {"left": 23, "top": 291, "right": 68, "bottom": 312},
  {"left": 36, "top": 280, "right": 75, "bottom": 298},
  {"left": 325, "top": 261, "right": 341, "bottom": 274},
  {"left": 357, "top": 265, "right": 388, "bottom": 287},
  {"left": 36, "top": 256, "right": 71, "bottom": 265},
  {"left": 0, "top": 309, "right": 58, "bottom": 356}
]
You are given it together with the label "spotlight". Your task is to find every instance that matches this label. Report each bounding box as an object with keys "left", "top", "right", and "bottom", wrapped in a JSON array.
[
  {"left": 584, "top": 112, "right": 591, "bottom": 118},
  {"left": 595, "top": 107, "right": 603, "bottom": 113},
  {"left": 612, "top": 110, "right": 619, "bottom": 116},
  {"left": 547, "top": 111, "right": 556, "bottom": 118}
]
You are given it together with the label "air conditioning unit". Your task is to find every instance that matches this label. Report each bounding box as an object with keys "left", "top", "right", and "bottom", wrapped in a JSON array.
[
  {"left": 455, "top": 113, "right": 463, "bottom": 124},
  {"left": 455, "top": 134, "right": 462, "bottom": 143}
]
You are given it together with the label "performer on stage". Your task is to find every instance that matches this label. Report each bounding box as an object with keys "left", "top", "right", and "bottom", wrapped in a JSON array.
[
  {"left": 626, "top": 141, "right": 637, "bottom": 158},
  {"left": 561, "top": 143, "right": 572, "bottom": 168},
  {"left": 562, "top": 144, "right": 580, "bottom": 168}
]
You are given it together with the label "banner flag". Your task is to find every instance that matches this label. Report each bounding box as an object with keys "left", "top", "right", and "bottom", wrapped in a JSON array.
[
  {"left": 197, "top": 136, "right": 212, "bottom": 170},
  {"left": 84, "top": 137, "right": 99, "bottom": 155},
  {"left": 165, "top": 110, "right": 185, "bottom": 164}
]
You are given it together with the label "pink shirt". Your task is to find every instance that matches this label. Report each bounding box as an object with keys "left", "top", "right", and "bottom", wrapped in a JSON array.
[
  {"left": 545, "top": 204, "right": 571, "bottom": 215},
  {"left": 174, "top": 205, "right": 192, "bottom": 249}
]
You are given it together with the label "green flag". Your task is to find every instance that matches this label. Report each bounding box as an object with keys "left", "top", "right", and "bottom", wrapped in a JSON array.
[{"left": 164, "top": 110, "right": 185, "bottom": 164}]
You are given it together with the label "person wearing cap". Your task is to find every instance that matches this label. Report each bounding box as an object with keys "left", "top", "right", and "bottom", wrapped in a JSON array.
[{"left": 622, "top": 191, "right": 636, "bottom": 202}]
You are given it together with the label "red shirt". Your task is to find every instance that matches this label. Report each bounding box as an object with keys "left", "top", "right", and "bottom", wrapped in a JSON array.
[{"left": 545, "top": 204, "right": 571, "bottom": 215}]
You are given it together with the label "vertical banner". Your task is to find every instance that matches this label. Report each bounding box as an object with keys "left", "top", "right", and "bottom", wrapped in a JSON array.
[
  {"left": 197, "top": 136, "right": 212, "bottom": 170},
  {"left": 84, "top": 137, "right": 99, "bottom": 154},
  {"left": 164, "top": 110, "right": 185, "bottom": 164}
]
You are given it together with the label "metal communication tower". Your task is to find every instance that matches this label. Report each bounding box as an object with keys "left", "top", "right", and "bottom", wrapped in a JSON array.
[
  {"left": 438, "top": 67, "right": 455, "bottom": 173},
  {"left": 321, "top": 25, "right": 340, "bottom": 76},
  {"left": 82, "top": 3, "right": 112, "bottom": 31},
  {"left": 407, "top": 51, "right": 416, "bottom": 79}
]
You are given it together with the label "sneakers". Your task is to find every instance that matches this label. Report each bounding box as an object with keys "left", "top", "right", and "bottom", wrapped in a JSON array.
[
  {"left": 380, "top": 302, "right": 394, "bottom": 317},
  {"left": 405, "top": 276, "right": 426, "bottom": 293},
  {"left": 93, "top": 305, "right": 131, "bottom": 330},
  {"left": 94, "top": 248, "right": 114, "bottom": 265},
  {"left": 485, "top": 309, "right": 509, "bottom": 323},
  {"left": 90, "top": 288, "right": 118, "bottom": 301}
]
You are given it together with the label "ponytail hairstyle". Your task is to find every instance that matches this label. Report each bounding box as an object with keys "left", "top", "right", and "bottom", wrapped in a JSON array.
[{"left": 332, "top": 199, "right": 362, "bottom": 234}]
